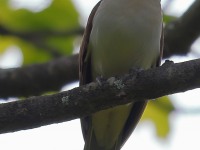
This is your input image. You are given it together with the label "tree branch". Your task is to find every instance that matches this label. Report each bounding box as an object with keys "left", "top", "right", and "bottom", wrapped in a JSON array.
[
  {"left": 0, "top": 58, "right": 200, "bottom": 134},
  {"left": 0, "top": 26, "right": 84, "bottom": 57},
  {"left": 164, "top": 0, "right": 200, "bottom": 57},
  {"left": 0, "top": 26, "right": 84, "bottom": 38},
  {"left": 0, "top": 55, "right": 78, "bottom": 98}
]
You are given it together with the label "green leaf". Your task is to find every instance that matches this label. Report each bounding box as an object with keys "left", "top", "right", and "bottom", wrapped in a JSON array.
[
  {"left": 163, "top": 14, "right": 177, "bottom": 24},
  {"left": 18, "top": 39, "right": 53, "bottom": 64},
  {"left": 0, "top": 0, "right": 79, "bottom": 32},
  {"left": 0, "top": 0, "right": 80, "bottom": 64},
  {"left": 0, "top": 36, "right": 16, "bottom": 53},
  {"left": 142, "top": 96, "right": 175, "bottom": 138},
  {"left": 0, "top": 36, "right": 52, "bottom": 64},
  {"left": 45, "top": 36, "right": 75, "bottom": 55}
]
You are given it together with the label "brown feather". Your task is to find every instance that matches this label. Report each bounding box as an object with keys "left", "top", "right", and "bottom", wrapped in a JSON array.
[
  {"left": 79, "top": 1, "right": 102, "bottom": 142},
  {"left": 79, "top": 1, "right": 102, "bottom": 86}
]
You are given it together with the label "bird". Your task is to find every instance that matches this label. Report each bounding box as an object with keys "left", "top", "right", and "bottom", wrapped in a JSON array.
[{"left": 79, "top": 0, "right": 163, "bottom": 149}]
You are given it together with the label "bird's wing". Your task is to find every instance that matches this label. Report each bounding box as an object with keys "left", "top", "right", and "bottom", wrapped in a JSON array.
[{"left": 79, "top": 1, "right": 102, "bottom": 141}]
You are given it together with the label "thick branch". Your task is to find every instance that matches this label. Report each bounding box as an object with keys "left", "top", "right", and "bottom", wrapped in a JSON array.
[
  {"left": 164, "top": 0, "right": 200, "bottom": 57},
  {"left": 0, "top": 55, "right": 78, "bottom": 98},
  {"left": 0, "top": 59, "right": 200, "bottom": 134}
]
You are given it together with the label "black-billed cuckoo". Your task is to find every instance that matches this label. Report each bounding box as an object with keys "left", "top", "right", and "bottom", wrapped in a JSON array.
[{"left": 79, "top": 0, "right": 163, "bottom": 149}]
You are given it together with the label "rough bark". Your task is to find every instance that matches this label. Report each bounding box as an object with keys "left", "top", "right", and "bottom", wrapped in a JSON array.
[
  {"left": 0, "top": 59, "right": 200, "bottom": 134},
  {"left": 0, "top": 55, "right": 78, "bottom": 98}
]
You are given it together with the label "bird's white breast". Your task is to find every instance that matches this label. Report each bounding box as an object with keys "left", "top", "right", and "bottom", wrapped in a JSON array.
[{"left": 89, "top": 0, "right": 162, "bottom": 78}]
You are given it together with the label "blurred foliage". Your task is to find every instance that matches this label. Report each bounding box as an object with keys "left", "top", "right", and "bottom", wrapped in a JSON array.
[
  {"left": 0, "top": 0, "right": 79, "bottom": 64},
  {"left": 163, "top": 14, "right": 177, "bottom": 23},
  {"left": 0, "top": 0, "right": 78, "bottom": 31},
  {"left": 0, "top": 36, "right": 52, "bottom": 64},
  {"left": 142, "top": 96, "right": 175, "bottom": 138}
]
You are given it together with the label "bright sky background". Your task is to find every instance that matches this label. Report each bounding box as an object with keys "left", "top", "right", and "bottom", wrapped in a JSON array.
[{"left": 1, "top": 0, "right": 200, "bottom": 150}]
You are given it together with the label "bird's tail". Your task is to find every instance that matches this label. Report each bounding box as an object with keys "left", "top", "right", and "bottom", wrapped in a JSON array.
[{"left": 84, "top": 131, "right": 121, "bottom": 150}]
